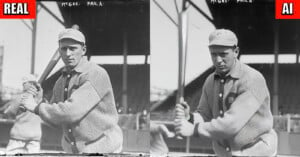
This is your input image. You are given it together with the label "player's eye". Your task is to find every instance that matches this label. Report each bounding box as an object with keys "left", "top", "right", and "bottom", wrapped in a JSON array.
[
  {"left": 69, "top": 47, "right": 76, "bottom": 51},
  {"left": 60, "top": 47, "right": 67, "bottom": 51},
  {"left": 219, "top": 53, "right": 227, "bottom": 57}
]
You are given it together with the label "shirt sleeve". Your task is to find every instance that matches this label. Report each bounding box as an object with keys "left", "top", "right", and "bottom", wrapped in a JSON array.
[
  {"left": 197, "top": 72, "right": 269, "bottom": 140},
  {"left": 38, "top": 68, "right": 110, "bottom": 125}
]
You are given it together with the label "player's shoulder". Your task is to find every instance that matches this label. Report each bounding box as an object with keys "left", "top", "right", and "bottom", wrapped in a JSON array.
[
  {"left": 83, "top": 62, "right": 112, "bottom": 83},
  {"left": 87, "top": 61, "right": 108, "bottom": 74},
  {"left": 206, "top": 72, "right": 215, "bottom": 81},
  {"left": 203, "top": 72, "right": 216, "bottom": 87},
  {"left": 242, "top": 62, "right": 266, "bottom": 82}
]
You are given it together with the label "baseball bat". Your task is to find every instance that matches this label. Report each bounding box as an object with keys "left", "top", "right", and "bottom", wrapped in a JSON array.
[
  {"left": 38, "top": 49, "right": 61, "bottom": 84},
  {"left": 175, "top": 6, "right": 189, "bottom": 140}
]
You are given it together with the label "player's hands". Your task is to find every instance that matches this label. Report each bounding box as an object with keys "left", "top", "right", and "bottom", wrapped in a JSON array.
[
  {"left": 174, "top": 119, "right": 195, "bottom": 137},
  {"left": 23, "top": 81, "right": 43, "bottom": 104},
  {"left": 20, "top": 93, "right": 38, "bottom": 113},
  {"left": 23, "top": 81, "right": 38, "bottom": 94},
  {"left": 22, "top": 74, "right": 43, "bottom": 104},
  {"left": 175, "top": 101, "right": 190, "bottom": 120}
]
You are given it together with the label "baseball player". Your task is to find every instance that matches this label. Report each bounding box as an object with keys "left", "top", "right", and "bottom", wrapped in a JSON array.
[
  {"left": 175, "top": 29, "right": 278, "bottom": 156},
  {"left": 20, "top": 28, "right": 123, "bottom": 154}
]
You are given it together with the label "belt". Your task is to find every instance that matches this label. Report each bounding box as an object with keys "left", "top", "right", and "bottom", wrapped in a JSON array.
[
  {"left": 84, "top": 133, "right": 105, "bottom": 146},
  {"left": 64, "top": 133, "right": 106, "bottom": 153},
  {"left": 218, "top": 137, "right": 262, "bottom": 153},
  {"left": 240, "top": 137, "right": 262, "bottom": 151}
]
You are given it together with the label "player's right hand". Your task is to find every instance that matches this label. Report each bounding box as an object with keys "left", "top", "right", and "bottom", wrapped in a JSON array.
[{"left": 174, "top": 118, "right": 194, "bottom": 137}]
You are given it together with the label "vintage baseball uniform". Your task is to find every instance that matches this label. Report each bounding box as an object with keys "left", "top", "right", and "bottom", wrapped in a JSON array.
[
  {"left": 195, "top": 59, "right": 277, "bottom": 156},
  {"left": 36, "top": 57, "right": 123, "bottom": 153}
]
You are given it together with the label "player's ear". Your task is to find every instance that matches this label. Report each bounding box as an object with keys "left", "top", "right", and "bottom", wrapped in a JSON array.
[
  {"left": 82, "top": 45, "right": 87, "bottom": 56},
  {"left": 234, "top": 46, "right": 239, "bottom": 58}
]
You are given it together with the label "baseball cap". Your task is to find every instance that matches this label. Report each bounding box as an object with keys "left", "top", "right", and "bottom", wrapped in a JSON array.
[
  {"left": 208, "top": 29, "right": 238, "bottom": 47},
  {"left": 58, "top": 28, "right": 85, "bottom": 44}
]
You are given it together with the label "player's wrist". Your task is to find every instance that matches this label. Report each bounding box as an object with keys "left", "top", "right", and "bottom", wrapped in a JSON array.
[
  {"left": 33, "top": 104, "right": 39, "bottom": 115},
  {"left": 35, "top": 96, "right": 43, "bottom": 104},
  {"left": 27, "top": 103, "right": 37, "bottom": 113},
  {"left": 33, "top": 101, "right": 43, "bottom": 115},
  {"left": 187, "top": 113, "right": 194, "bottom": 124},
  {"left": 194, "top": 122, "right": 200, "bottom": 136}
]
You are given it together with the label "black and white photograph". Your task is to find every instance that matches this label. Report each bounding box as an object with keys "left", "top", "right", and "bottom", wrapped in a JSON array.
[
  {"left": 0, "top": 0, "right": 150, "bottom": 156},
  {"left": 151, "top": 0, "right": 300, "bottom": 156},
  {"left": 1, "top": 0, "right": 300, "bottom": 156}
]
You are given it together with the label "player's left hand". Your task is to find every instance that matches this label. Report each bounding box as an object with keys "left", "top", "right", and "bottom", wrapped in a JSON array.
[
  {"left": 24, "top": 82, "right": 43, "bottom": 104},
  {"left": 174, "top": 119, "right": 195, "bottom": 137},
  {"left": 22, "top": 74, "right": 43, "bottom": 104},
  {"left": 20, "top": 93, "right": 38, "bottom": 112}
]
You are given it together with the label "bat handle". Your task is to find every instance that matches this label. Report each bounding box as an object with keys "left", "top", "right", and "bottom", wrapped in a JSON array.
[{"left": 175, "top": 97, "right": 189, "bottom": 139}]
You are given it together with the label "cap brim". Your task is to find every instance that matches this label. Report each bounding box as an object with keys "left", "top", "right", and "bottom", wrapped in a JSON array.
[
  {"left": 209, "top": 41, "right": 236, "bottom": 47},
  {"left": 59, "top": 36, "right": 85, "bottom": 44}
]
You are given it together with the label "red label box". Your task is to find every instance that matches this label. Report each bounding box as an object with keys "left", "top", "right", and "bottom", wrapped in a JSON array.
[
  {"left": 276, "top": 0, "right": 300, "bottom": 19},
  {"left": 0, "top": 0, "right": 36, "bottom": 19}
]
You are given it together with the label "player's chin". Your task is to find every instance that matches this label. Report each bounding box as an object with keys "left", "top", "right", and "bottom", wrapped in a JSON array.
[
  {"left": 216, "top": 68, "right": 228, "bottom": 74},
  {"left": 65, "top": 62, "right": 76, "bottom": 68}
]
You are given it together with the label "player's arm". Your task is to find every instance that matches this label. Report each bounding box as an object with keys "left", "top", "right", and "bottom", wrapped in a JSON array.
[
  {"left": 176, "top": 77, "right": 213, "bottom": 124},
  {"left": 175, "top": 78, "right": 212, "bottom": 137},
  {"left": 36, "top": 68, "right": 111, "bottom": 125},
  {"left": 195, "top": 74, "right": 268, "bottom": 140}
]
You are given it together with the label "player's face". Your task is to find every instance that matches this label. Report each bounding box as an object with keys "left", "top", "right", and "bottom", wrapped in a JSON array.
[
  {"left": 209, "top": 45, "right": 239, "bottom": 75},
  {"left": 59, "top": 39, "right": 86, "bottom": 69}
]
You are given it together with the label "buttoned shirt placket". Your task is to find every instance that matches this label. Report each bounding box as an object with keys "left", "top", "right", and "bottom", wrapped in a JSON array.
[
  {"left": 64, "top": 72, "right": 79, "bottom": 154},
  {"left": 218, "top": 76, "right": 231, "bottom": 153}
]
